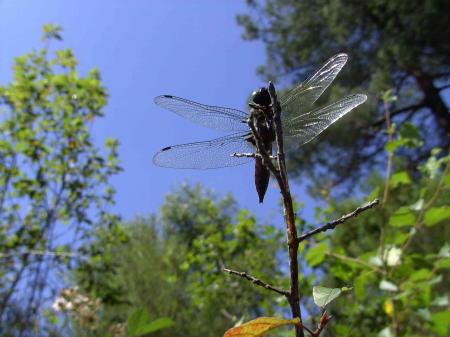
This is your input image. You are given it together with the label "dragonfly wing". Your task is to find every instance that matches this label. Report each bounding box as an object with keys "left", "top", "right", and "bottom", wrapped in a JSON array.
[
  {"left": 153, "top": 132, "right": 255, "bottom": 169},
  {"left": 154, "top": 95, "right": 248, "bottom": 132},
  {"left": 280, "top": 53, "right": 348, "bottom": 122},
  {"left": 284, "top": 94, "right": 367, "bottom": 145}
]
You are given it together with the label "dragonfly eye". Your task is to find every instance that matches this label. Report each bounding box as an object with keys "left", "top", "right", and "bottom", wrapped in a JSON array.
[{"left": 251, "top": 87, "right": 271, "bottom": 106}]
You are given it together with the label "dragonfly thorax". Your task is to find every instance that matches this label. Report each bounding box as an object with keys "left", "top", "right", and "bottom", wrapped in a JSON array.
[{"left": 251, "top": 87, "right": 271, "bottom": 106}]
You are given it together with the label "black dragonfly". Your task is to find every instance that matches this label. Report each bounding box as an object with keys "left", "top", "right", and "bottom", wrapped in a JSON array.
[{"left": 153, "top": 53, "right": 367, "bottom": 202}]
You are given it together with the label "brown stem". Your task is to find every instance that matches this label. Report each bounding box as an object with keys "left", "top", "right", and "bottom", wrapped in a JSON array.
[
  {"left": 223, "top": 268, "right": 289, "bottom": 297},
  {"left": 297, "top": 199, "right": 379, "bottom": 243},
  {"left": 268, "top": 82, "right": 304, "bottom": 337}
]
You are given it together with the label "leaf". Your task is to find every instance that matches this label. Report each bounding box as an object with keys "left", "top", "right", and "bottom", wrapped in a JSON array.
[
  {"left": 444, "top": 170, "right": 450, "bottom": 189},
  {"left": 128, "top": 308, "right": 150, "bottom": 336},
  {"left": 312, "top": 286, "right": 343, "bottom": 307},
  {"left": 409, "top": 199, "right": 424, "bottom": 211},
  {"left": 389, "top": 207, "right": 416, "bottom": 227},
  {"left": 379, "top": 280, "right": 398, "bottom": 292},
  {"left": 305, "top": 242, "right": 328, "bottom": 267},
  {"left": 384, "top": 247, "right": 402, "bottom": 266},
  {"left": 423, "top": 207, "right": 450, "bottom": 226},
  {"left": 434, "top": 258, "right": 450, "bottom": 270},
  {"left": 408, "top": 269, "right": 433, "bottom": 282},
  {"left": 133, "top": 318, "right": 173, "bottom": 336},
  {"left": 385, "top": 138, "right": 408, "bottom": 153},
  {"left": 378, "top": 327, "right": 394, "bottom": 337},
  {"left": 127, "top": 308, "right": 173, "bottom": 336},
  {"left": 432, "top": 295, "right": 449, "bottom": 307},
  {"left": 431, "top": 311, "right": 450, "bottom": 336},
  {"left": 390, "top": 171, "right": 411, "bottom": 188},
  {"left": 223, "top": 317, "right": 300, "bottom": 337},
  {"left": 438, "top": 243, "right": 450, "bottom": 258}
]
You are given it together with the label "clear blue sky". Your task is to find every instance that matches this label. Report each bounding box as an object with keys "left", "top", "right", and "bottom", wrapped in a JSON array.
[{"left": 0, "top": 0, "right": 316, "bottom": 223}]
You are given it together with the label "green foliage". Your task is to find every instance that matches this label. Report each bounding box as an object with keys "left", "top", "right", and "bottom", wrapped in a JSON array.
[
  {"left": 303, "top": 120, "right": 450, "bottom": 336},
  {"left": 238, "top": 0, "right": 450, "bottom": 193},
  {"left": 127, "top": 308, "right": 173, "bottom": 336},
  {"left": 0, "top": 25, "right": 121, "bottom": 335},
  {"left": 75, "top": 184, "right": 285, "bottom": 337}
]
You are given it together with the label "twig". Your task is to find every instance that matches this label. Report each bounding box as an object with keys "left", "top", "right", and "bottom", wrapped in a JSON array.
[
  {"left": 297, "top": 199, "right": 379, "bottom": 243},
  {"left": 327, "top": 252, "right": 384, "bottom": 274},
  {"left": 223, "top": 268, "right": 289, "bottom": 297}
]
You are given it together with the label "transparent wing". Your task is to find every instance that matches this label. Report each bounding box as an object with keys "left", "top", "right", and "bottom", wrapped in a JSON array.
[
  {"left": 154, "top": 95, "right": 248, "bottom": 132},
  {"left": 283, "top": 94, "right": 367, "bottom": 145},
  {"left": 280, "top": 53, "right": 348, "bottom": 121},
  {"left": 153, "top": 132, "right": 255, "bottom": 169}
]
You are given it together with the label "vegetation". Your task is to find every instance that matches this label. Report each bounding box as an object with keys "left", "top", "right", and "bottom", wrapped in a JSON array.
[
  {"left": 1, "top": 2, "right": 449, "bottom": 335},
  {"left": 0, "top": 25, "right": 121, "bottom": 336},
  {"left": 75, "top": 185, "right": 284, "bottom": 337},
  {"left": 237, "top": 0, "right": 450, "bottom": 195}
]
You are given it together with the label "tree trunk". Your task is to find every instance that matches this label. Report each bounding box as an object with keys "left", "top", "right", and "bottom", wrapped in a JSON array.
[{"left": 415, "top": 73, "right": 450, "bottom": 137}]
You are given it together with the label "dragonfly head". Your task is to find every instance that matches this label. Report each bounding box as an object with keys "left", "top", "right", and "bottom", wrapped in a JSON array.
[{"left": 251, "top": 87, "right": 271, "bottom": 107}]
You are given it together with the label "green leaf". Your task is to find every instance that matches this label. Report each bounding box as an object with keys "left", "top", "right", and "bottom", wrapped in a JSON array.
[
  {"left": 389, "top": 207, "right": 416, "bottom": 227},
  {"left": 367, "top": 186, "right": 380, "bottom": 201},
  {"left": 390, "top": 171, "right": 411, "bottom": 188},
  {"left": 444, "top": 171, "right": 450, "bottom": 189},
  {"left": 431, "top": 311, "right": 450, "bottom": 336},
  {"left": 127, "top": 308, "right": 172, "bottom": 336},
  {"left": 133, "top": 318, "right": 173, "bottom": 336},
  {"left": 423, "top": 207, "right": 450, "bottom": 226},
  {"left": 379, "top": 280, "right": 398, "bottom": 292},
  {"left": 312, "top": 286, "right": 343, "bottom": 307},
  {"left": 408, "top": 269, "right": 433, "bottom": 282},
  {"left": 435, "top": 258, "right": 450, "bottom": 270},
  {"left": 305, "top": 242, "right": 328, "bottom": 267},
  {"left": 385, "top": 139, "right": 408, "bottom": 153}
]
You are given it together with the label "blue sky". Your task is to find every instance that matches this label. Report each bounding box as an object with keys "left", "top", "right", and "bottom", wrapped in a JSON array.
[{"left": 0, "top": 0, "right": 316, "bottom": 223}]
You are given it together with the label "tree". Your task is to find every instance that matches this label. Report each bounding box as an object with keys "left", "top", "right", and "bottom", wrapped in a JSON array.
[
  {"left": 237, "top": 0, "right": 450, "bottom": 193},
  {"left": 312, "top": 133, "right": 450, "bottom": 336},
  {"left": 75, "top": 184, "right": 285, "bottom": 337},
  {"left": 0, "top": 25, "right": 121, "bottom": 336}
]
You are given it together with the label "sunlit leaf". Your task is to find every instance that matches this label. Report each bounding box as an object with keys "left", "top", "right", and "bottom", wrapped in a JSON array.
[
  {"left": 432, "top": 295, "right": 449, "bottom": 307},
  {"left": 379, "top": 280, "right": 398, "bottom": 292},
  {"left": 409, "top": 199, "right": 424, "bottom": 211},
  {"left": 423, "top": 207, "right": 450, "bottom": 226},
  {"left": 378, "top": 326, "right": 394, "bottom": 337},
  {"left": 312, "top": 286, "right": 342, "bottom": 307},
  {"left": 384, "top": 247, "right": 402, "bottom": 266},
  {"left": 223, "top": 317, "right": 300, "bottom": 337},
  {"left": 438, "top": 243, "right": 450, "bottom": 258},
  {"left": 431, "top": 311, "right": 450, "bottom": 336},
  {"left": 305, "top": 242, "right": 328, "bottom": 267},
  {"left": 389, "top": 207, "right": 416, "bottom": 227},
  {"left": 390, "top": 171, "right": 411, "bottom": 188},
  {"left": 127, "top": 308, "right": 173, "bottom": 336}
]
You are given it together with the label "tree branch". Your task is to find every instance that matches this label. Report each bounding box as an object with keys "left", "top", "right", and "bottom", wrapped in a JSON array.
[
  {"left": 297, "top": 199, "right": 379, "bottom": 243},
  {"left": 371, "top": 102, "right": 425, "bottom": 128},
  {"left": 223, "top": 268, "right": 289, "bottom": 297},
  {"left": 268, "top": 82, "right": 304, "bottom": 337}
]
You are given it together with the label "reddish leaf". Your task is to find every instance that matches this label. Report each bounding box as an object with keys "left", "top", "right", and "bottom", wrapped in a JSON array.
[{"left": 223, "top": 316, "right": 300, "bottom": 337}]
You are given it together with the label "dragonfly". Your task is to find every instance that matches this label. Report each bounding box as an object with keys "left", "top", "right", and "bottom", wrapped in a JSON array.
[{"left": 153, "top": 53, "right": 367, "bottom": 203}]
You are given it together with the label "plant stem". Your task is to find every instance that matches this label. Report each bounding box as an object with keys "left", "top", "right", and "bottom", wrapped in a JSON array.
[{"left": 268, "top": 82, "right": 304, "bottom": 337}]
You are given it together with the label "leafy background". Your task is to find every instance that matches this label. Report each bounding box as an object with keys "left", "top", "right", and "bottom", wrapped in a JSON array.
[{"left": 0, "top": 1, "right": 449, "bottom": 337}]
